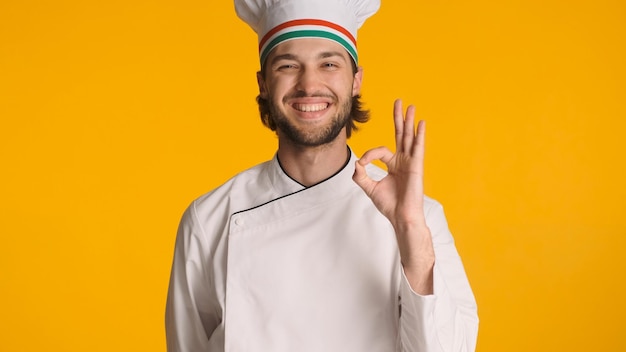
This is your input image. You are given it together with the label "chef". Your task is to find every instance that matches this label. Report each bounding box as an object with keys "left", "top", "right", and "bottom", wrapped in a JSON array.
[{"left": 165, "top": 0, "right": 479, "bottom": 351}]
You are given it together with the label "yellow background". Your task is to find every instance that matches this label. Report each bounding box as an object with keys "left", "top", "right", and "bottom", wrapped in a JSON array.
[{"left": 1, "top": 0, "right": 625, "bottom": 351}]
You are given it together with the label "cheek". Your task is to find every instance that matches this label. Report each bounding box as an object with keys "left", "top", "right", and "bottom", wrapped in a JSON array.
[
  {"left": 268, "top": 81, "right": 293, "bottom": 101},
  {"left": 329, "top": 75, "right": 356, "bottom": 96}
]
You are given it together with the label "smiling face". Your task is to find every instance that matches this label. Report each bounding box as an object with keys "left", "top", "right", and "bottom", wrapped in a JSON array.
[{"left": 257, "top": 38, "right": 363, "bottom": 147}]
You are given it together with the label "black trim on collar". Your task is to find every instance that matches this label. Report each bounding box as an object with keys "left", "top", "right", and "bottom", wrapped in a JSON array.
[
  {"left": 232, "top": 146, "right": 352, "bottom": 216},
  {"left": 275, "top": 145, "right": 351, "bottom": 189}
]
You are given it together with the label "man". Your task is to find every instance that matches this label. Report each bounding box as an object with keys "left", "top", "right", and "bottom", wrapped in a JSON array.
[{"left": 165, "top": 0, "right": 478, "bottom": 351}]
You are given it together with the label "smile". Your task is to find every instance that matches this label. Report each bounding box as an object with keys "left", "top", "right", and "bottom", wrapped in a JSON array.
[{"left": 292, "top": 103, "right": 329, "bottom": 112}]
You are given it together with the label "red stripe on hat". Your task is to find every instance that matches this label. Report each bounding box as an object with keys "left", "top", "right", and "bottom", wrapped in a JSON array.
[{"left": 259, "top": 19, "right": 356, "bottom": 52}]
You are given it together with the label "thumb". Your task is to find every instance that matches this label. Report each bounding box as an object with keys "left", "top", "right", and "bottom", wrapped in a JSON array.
[{"left": 353, "top": 159, "right": 377, "bottom": 196}]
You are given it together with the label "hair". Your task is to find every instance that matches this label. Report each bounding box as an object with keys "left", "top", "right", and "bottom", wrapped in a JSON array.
[{"left": 256, "top": 61, "right": 370, "bottom": 138}]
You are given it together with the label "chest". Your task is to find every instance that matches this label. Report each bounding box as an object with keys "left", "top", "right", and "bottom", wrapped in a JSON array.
[{"left": 222, "top": 193, "right": 402, "bottom": 351}]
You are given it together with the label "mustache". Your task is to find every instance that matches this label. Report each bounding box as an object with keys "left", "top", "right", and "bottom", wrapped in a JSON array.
[{"left": 284, "top": 91, "right": 336, "bottom": 100}]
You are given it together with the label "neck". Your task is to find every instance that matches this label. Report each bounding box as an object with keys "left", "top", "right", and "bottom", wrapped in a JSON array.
[{"left": 276, "top": 134, "right": 349, "bottom": 187}]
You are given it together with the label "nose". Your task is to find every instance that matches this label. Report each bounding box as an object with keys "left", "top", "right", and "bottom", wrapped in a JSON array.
[{"left": 295, "top": 67, "right": 323, "bottom": 95}]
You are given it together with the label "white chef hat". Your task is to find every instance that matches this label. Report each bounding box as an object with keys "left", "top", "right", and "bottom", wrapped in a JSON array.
[{"left": 235, "top": 0, "right": 380, "bottom": 67}]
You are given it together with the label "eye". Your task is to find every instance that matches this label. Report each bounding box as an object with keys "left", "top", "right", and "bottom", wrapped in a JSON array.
[
  {"left": 276, "top": 63, "right": 298, "bottom": 71},
  {"left": 321, "top": 62, "right": 339, "bottom": 70}
]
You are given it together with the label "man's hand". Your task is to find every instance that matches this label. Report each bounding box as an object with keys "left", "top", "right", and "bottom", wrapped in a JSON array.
[{"left": 353, "top": 99, "right": 435, "bottom": 295}]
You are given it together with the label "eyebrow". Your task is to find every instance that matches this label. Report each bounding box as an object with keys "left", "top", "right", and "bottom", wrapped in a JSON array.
[
  {"left": 270, "top": 53, "right": 298, "bottom": 66},
  {"left": 318, "top": 51, "right": 347, "bottom": 61},
  {"left": 270, "top": 51, "right": 348, "bottom": 66}
]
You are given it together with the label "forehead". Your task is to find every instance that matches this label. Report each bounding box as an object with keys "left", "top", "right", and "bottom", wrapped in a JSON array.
[{"left": 266, "top": 37, "right": 352, "bottom": 62}]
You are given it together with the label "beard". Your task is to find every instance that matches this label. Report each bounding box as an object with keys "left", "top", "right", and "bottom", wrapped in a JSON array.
[{"left": 268, "top": 93, "right": 353, "bottom": 147}]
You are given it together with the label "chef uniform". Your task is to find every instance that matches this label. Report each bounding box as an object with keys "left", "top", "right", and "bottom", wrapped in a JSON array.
[{"left": 166, "top": 1, "right": 478, "bottom": 351}]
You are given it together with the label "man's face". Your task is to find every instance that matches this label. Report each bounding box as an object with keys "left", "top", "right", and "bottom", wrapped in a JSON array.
[{"left": 257, "top": 38, "right": 363, "bottom": 147}]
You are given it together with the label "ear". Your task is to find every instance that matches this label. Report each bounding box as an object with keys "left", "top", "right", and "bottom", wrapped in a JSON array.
[
  {"left": 352, "top": 66, "right": 364, "bottom": 97},
  {"left": 257, "top": 71, "right": 268, "bottom": 99}
]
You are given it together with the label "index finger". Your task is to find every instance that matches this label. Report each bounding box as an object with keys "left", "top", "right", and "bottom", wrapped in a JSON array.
[{"left": 394, "top": 99, "right": 404, "bottom": 153}]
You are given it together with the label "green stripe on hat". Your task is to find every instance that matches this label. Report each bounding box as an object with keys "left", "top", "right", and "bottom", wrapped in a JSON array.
[{"left": 260, "top": 29, "right": 358, "bottom": 67}]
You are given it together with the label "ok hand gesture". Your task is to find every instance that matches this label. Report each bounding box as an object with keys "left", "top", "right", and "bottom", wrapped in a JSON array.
[{"left": 353, "top": 99, "right": 435, "bottom": 294}]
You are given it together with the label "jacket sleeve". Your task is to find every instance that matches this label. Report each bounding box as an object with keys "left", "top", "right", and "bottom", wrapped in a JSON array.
[
  {"left": 165, "top": 203, "right": 221, "bottom": 351},
  {"left": 399, "top": 200, "right": 479, "bottom": 352}
]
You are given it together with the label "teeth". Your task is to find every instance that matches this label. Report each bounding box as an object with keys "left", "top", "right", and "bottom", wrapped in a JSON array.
[{"left": 293, "top": 103, "right": 328, "bottom": 112}]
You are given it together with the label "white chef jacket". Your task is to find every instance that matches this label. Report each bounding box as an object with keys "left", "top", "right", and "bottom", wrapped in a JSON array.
[{"left": 166, "top": 149, "right": 478, "bottom": 352}]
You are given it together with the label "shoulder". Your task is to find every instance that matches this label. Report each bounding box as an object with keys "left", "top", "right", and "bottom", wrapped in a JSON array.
[
  {"left": 192, "top": 160, "right": 272, "bottom": 215},
  {"left": 424, "top": 195, "right": 444, "bottom": 215},
  {"left": 422, "top": 196, "right": 456, "bottom": 245},
  {"left": 175, "top": 160, "right": 275, "bottom": 250}
]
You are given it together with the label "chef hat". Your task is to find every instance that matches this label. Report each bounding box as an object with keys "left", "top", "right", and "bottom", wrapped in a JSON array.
[{"left": 235, "top": 0, "right": 380, "bottom": 67}]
